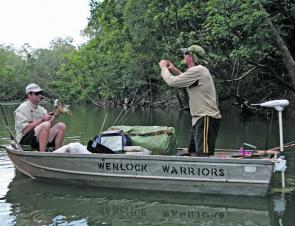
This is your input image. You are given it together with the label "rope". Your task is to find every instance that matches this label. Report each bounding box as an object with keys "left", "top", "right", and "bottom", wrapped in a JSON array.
[{"left": 265, "top": 142, "right": 295, "bottom": 152}]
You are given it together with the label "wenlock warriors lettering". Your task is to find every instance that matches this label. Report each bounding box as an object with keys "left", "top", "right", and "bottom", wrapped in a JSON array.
[
  {"left": 96, "top": 161, "right": 225, "bottom": 177},
  {"left": 162, "top": 165, "right": 225, "bottom": 176},
  {"left": 97, "top": 162, "right": 148, "bottom": 172}
]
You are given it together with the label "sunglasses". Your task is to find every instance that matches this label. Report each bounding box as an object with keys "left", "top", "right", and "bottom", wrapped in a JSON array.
[
  {"left": 184, "top": 51, "right": 190, "bottom": 55},
  {"left": 30, "top": 91, "right": 42, "bottom": 96}
]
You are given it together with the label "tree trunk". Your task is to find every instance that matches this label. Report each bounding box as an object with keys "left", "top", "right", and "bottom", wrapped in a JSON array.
[
  {"left": 175, "top": 89, "right": 189, "bottom": 110},
  {"left": 258, "top": 2, "right": 295, "bottom": 88},
  {"left": 73, "top": 72, "right": 100, "bottom": 107}
]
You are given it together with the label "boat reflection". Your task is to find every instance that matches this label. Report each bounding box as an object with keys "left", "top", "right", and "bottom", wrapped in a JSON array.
[{"left": 5, "top": 172, "right": 282, "bottom": 226}]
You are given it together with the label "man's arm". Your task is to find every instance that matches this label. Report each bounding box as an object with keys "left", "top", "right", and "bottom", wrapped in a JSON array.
[
  {"left": 159, "top": 60, "right": 182, "bottom": 75},
  {"left": 167, "top": 60, "right": 182, "bottom": 75},
  {"left": 20, "top": 112, "right": 56, "bottom": 135},
  {"left": 159, "top": 60, "right": 201, "bottom": 88}
]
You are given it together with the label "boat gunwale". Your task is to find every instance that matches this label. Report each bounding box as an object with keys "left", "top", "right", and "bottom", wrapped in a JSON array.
[{"left": 6, "top": 148, "right": 275, "bottom": 165}]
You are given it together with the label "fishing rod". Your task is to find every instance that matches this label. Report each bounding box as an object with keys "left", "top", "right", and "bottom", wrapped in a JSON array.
[
  {"left": 99, "top": 113, "right": 108, "bottom": 134},
  {"left": 112, "top": 89, "right": 150, "bottom": 126},
  {"left": 112, "top": 89, "right": 151, "bottom": 127},
  {"left": 118, "top": 89, "right": 152, "bottom": 125},
  {"left": 264, "top": 109, "right": 274, "bottom": 151},
  {"left": 41, "top": 95, "right": 54, "bottom": 103},
  {"left": 41, "top": 95, "right": 72, "bottom": 117},
  {"left": 0, "top": 104, "right": 22, "bottom": 150},
  {"left": 112, "top": 106, "right": 127, "bottom": 127}
]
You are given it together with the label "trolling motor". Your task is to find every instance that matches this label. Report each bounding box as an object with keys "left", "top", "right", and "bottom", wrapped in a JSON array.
[
  {"left": 252, "top": 100, "right": 289, "bottom": 154},
  {"left": 251, "top": 99, "right": 289, "bottom": 189}
]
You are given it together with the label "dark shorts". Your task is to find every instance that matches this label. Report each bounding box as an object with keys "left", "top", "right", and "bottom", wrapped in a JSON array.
[
  {"left": 188, "top": 116, "right": 220, "bottom": 157},
  {"left": 20, "top": 129, "right": 55, "bottom": 151}
]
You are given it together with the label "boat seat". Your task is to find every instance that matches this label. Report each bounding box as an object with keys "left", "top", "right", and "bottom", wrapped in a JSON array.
[
  {"left": 20, "top": 144, "right": 53, "bottom": 152},
  {"left": 21, "top": 145, "right": 34, "bottom": 151}
]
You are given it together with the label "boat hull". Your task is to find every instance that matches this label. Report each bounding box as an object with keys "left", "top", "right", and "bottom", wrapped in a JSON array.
[
  {"left": 6, "top": 149, "right": 274, "bottom": 196},
  {"left": 6, "top": 174, "right": 274, "bottom": 226}
]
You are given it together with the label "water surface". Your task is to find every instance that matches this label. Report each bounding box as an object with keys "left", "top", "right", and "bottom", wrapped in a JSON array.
[{"left": 0, "top": 103, "right": 295, "bottom": 225}]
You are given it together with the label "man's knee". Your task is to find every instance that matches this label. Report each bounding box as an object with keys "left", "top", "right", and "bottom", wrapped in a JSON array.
[
  {"left": 40, "top": 121, "right": 51, "bottom": 131},
  {"left": 56, "top": 122, "right": 67, "bottom": 132}
]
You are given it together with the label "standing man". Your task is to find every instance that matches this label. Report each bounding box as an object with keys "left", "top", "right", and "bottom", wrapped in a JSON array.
[
  {"left": 14, "top": 83, "right": 66, "bottom": 152},
  {"left": 159, "top": 45, "right": 221, "bottom": 157}
]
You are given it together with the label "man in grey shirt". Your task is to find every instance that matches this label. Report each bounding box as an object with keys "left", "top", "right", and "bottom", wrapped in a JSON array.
[
  {"left": 14, "top": 83, "right": 66, "bottom": 152},
  {"left": 159, "top": 45, "right": 221, "bottom": 157}
]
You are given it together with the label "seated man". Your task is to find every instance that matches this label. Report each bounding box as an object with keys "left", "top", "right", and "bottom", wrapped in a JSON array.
[{"left": 14, "top": 83, "right": 66, "bottom": 152}]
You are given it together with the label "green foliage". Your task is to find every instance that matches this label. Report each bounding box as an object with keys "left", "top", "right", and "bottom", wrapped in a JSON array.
[
  {"left": 0, "top": 39, "right": 76, "bottom": 101},
  {"left": 0, "top": 0, "right": 294, "bottom": 108},
  {"left": 0, "top": 45, "right": 26, "bottom": 100}
]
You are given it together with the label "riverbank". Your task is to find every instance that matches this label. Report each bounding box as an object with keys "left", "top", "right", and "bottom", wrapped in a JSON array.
[{"left": 2, "top": 91, "right": 295, "bottom": 120}]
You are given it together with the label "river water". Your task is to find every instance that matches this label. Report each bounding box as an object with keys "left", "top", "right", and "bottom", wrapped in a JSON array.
[{"left": 0, "top": 103, "right": 295, "bottom": 226}]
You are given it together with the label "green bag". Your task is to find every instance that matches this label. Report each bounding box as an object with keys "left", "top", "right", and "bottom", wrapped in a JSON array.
[{"left": 109, "top": 126, "right": 177, "bottom": 155}]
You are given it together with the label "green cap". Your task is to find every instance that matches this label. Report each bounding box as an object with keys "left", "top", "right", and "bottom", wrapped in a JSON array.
[{"left": 181, "top": 45, "right": 207, "bottom": 64}]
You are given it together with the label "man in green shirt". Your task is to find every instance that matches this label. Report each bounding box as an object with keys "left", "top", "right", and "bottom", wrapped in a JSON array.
[{"left": 159, "top": 45, "right": 221, "bottom": 157}]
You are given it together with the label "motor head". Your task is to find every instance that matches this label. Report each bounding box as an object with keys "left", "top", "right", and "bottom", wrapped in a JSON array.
[
  {"left": 260, "top": 100, "right": 289, "bottom": 108},
  {"left": 252, "top": 99, "right": 289, "bottom": 111}
]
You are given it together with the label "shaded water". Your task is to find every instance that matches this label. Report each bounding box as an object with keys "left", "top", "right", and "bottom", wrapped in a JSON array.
[{"left": 0, "top": 103, "right": 295, "bottom": 226}]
